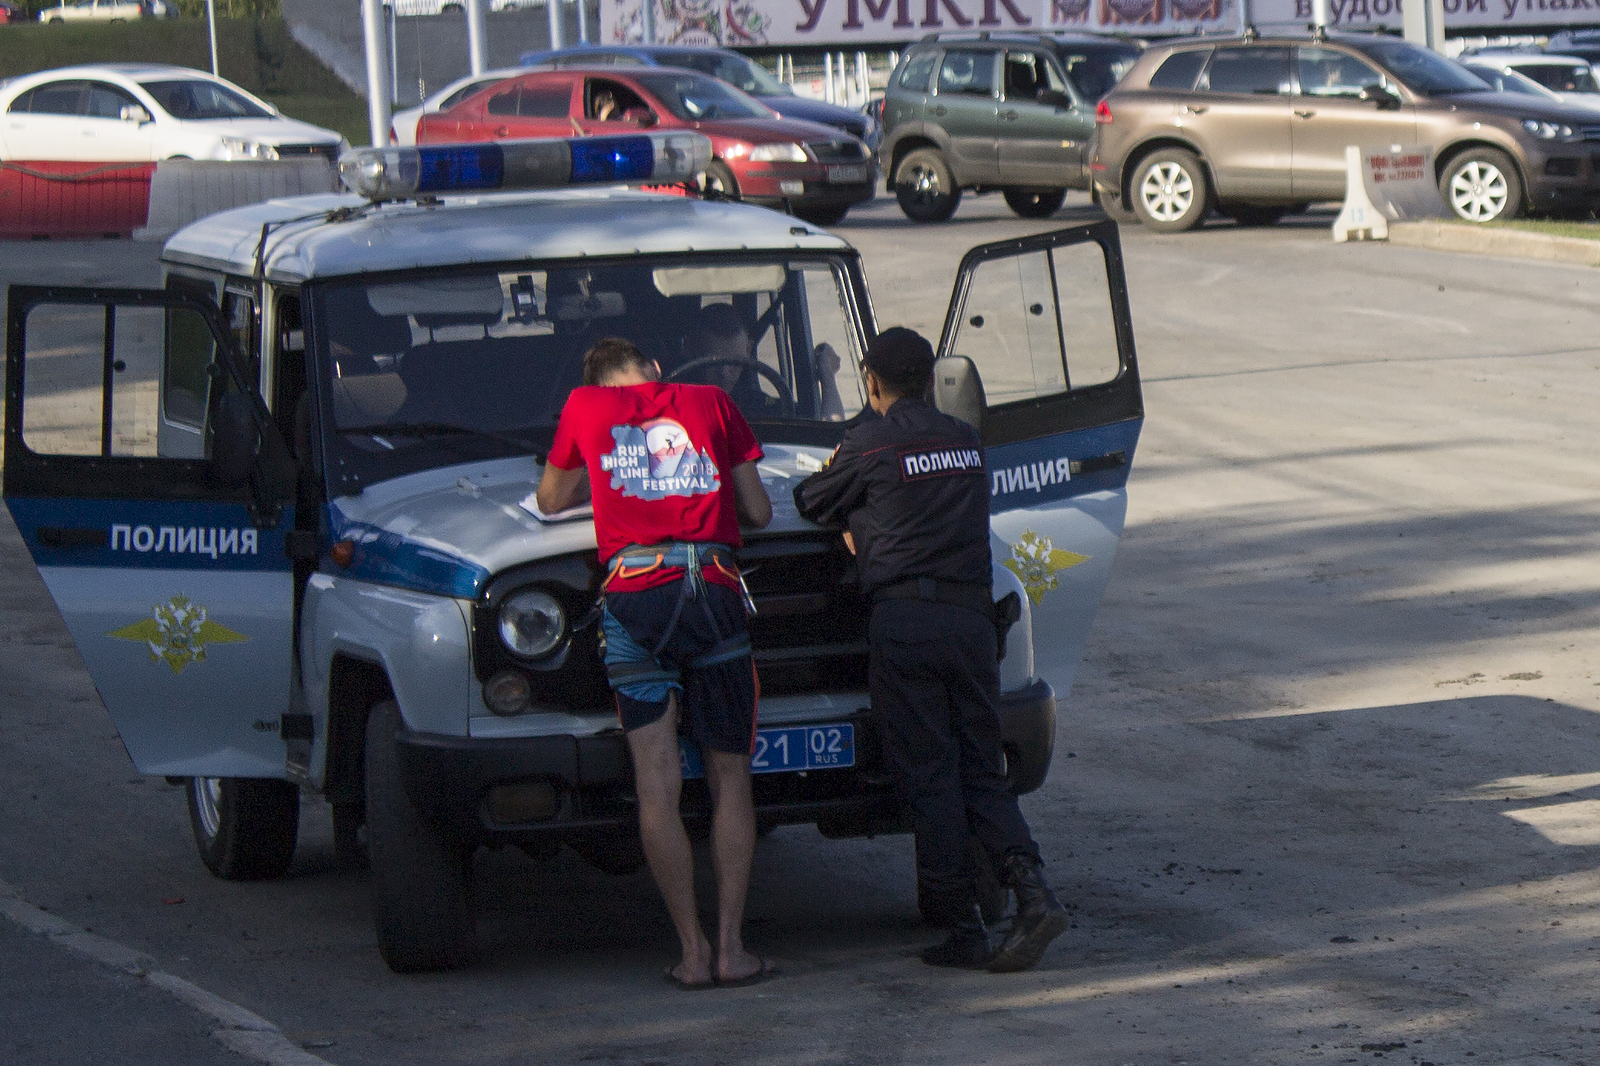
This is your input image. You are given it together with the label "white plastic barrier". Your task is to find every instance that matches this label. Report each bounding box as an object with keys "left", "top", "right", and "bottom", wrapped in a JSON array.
[
  {"left": 1332, "top": 144, "right": 1448, "bottom": 242},
  {"left": 135, "top": 158, "right": 341, "bottom": 242}
]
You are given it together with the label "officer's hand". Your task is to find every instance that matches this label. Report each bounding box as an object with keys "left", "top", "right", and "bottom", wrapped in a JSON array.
[{"left": 815, "top": 342, "right": 841, "bottom": 377}]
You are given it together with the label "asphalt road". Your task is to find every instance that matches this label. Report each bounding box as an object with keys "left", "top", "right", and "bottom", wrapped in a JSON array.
[{"left": 4, "top": 191, "right": 1600, "bottom": 1065}]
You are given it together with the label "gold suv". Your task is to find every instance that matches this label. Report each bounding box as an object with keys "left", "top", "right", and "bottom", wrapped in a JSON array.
[{"left": 1090, "top": 32, "right": 1600, "bottom": 231}]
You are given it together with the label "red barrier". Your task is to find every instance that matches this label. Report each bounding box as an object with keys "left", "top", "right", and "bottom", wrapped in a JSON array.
[{"left": 0, "top": 161, "right": 156, "bottom": 239}]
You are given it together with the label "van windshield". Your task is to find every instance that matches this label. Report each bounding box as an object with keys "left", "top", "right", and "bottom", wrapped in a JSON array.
[{"left": 316, "top": 256, "right": 866, "bottom": 490}]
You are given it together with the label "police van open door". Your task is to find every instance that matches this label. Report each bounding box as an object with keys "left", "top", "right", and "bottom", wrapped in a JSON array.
[
  {"left": 938, "top": 219, "right": 1142, "bottom": 697},
  {"left": 3, "top": 286, "right": 297, "bottom": 781}
]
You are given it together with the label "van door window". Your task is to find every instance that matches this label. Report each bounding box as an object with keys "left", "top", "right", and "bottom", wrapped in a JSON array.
[{"left": 22, "top": 300, "right": 170, "bottom": 458}]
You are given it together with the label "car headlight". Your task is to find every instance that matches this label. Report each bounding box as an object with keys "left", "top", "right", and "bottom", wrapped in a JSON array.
[
  {"left": 1522, "top": 119, "right": 1577, "bottom": 141},
  {"left": 220, "top": 137, "right": 280, "bottom": 160},
  {"left": 749, "top": 142, "right": 809, "bottom": 163},
  {"left": 498, "top": 589, "right": 566, "bottom": 658}
]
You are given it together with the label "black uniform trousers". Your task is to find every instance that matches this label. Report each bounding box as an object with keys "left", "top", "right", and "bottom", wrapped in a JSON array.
[{"left": 868, "top": 598, "right": 1041, "bottom": 917}]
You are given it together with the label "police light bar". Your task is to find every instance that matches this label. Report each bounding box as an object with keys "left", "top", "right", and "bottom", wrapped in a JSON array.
[{"left": 339, "top": 133, "right": 714, "bottom": 202}]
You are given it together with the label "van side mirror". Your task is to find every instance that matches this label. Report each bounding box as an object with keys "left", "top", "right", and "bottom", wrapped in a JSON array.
[
  {"left": 1038, "top": 89, "right": 1071, "bottom": 109},
  {"left": 932, "top": 355, "right": 986, "bottom": 435},
  {"left": 211, "top": 393, "right": 259, "bottom": 487},
  {"left": 1358, "top": 84, "right": 1400, "bottom": 110}
]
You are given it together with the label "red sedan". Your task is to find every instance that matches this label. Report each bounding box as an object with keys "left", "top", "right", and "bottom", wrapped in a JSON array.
[{"left": 418, "top": 66, "right": 874, "bottom": 226}]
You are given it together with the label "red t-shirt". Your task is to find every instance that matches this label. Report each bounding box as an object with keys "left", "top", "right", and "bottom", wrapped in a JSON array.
[{"left": 547, "top": 381, "right": 763, "bottom": 591}]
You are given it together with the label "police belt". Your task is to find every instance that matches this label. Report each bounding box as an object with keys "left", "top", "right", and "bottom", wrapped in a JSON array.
[{"left": 872, "top": 576, "right": 995, "bottom": 621}]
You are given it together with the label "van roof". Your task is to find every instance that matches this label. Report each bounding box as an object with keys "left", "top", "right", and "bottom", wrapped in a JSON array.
[{"left": 160, "top": 188, "right": 853, "bottom": 283}]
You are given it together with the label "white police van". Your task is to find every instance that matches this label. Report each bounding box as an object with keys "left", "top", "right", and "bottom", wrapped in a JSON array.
[{"left": 2, "top": 131, "right": 1143, "bottom": 972}]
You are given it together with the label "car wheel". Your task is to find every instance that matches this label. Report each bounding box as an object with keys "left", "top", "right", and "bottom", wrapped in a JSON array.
[
  {"left": 698, "top": 160, "right": 740, "bottom": 202},
  {"left": 186, "top": 777, "right": 299, "bottom": 881},
  {"left": 1130, "top": 148, "right": 1210, "bottom": 233},
  {"left": 894, "top": 147, "right": 961, "bottom": 222},
  {"left": 365, "top": 699, "right": 478, "bottom": 973},
  {"left": 1222, "top": 203, "right": 1286, "bottom": 226},
  {"left": 794, "top": 203, "right": 850, "bottom": 227},
  {"left": 1440, "top": 147, "right": 1522, "bottom": 223},
  {"left": 1002, "top": 187, "right": 1066, "bottom": 219}
]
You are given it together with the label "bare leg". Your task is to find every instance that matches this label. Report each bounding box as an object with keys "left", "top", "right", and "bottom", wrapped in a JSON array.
[
  {"left": 705, "top": 747, "right": 762, "bottom": 982},
  {"left": 627, "top": 699, "right": 713, "bottom": 985}
]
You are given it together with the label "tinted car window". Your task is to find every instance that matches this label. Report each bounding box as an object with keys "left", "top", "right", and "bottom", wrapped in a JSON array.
[
  {"left": 85, "top": 82, "right": 140, "bottom": 119},
  {"left": 488, "top": 82, "right": 572, "bottom": 118},
  {"left": 1296, "top": 47, "right": 1385, "bottom": 98},
  {"left": 1057, "top": 43, "right": 1142, "bottom": 99},
  {"left": 897, "top": 51, "right": 938, "bottom": 92},
  {"left": 665, "top": 52, "right": 789, "bottom": 96},
  {"left": 1149, "top": 49, "right": 1209, "bottom": 91},
  {"left": 142, "top": 80, "right": 272, "bottom": 119},
  {"left": 1517, "top": 63, "right": 1600, "bottom": 94},
  {"left": 440, "top": 78, "right": 505, "bottom": 110},
  {"left": 635, "top": 71, "right": 769, "bottom": 120},
  {"left": 938, "top": 50, "right": 995, "bottom": 97},
  {"left": 1202, "top": 46, "right": 1291, "bottom": 95},
  {"left": 11, "top": 80, "right": 87, "bottom": 115},
  {"left": 1464, "top": 65, "right": 1546, "bottom": 97},
  {"left": 1356, "top": 40, "right": 1486, "bottom": 94}
]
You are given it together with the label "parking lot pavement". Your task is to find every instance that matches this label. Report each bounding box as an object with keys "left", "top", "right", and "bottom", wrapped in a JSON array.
[
  {"left": 4, "top": 201, "right": 1600, "bottom": 1065},
  {"left": 0, "top": 918, "right": 255, "bottom": 1066}
]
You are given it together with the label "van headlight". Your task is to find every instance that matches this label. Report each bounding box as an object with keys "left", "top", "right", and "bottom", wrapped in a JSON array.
[{"left": 498, "top": 589, "right": 566, "bottom": 658}]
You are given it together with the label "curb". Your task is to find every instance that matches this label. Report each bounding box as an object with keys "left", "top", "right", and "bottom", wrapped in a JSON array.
[
  {"left": 1387, "top": 220, "right": 1600, "bottom": 267},
  {"left": 0, "top": 879, "right": 339, "bottom": 1066}
]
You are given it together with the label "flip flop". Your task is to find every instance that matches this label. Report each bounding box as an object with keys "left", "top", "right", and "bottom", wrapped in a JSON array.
[
  {"left": 663, "top": 965, "right": 716, "bottom": 991},
  {"left": 716, "top": 957, "right": 780, "bottom": 988}
]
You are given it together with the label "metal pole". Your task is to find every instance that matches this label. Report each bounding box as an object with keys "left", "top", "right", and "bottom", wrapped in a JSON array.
[
  {"left": 643, "top": 0, "right": 656, "bottom": 43},
  {"left": 547, "top": 0, "right": 564, "bottom": 51},
  {"left": 823, "top": 52, "right": 833, "bottom": 103},
  {"left": 361, "top": 0, "right": 393, "bottom": 148},
  {"left": 388, "top": 3, "right": 400, "bottom": 106},
  {"left": 1312, "top": 0, "right": 1327, "bottom": 28},
  {"left": 206, "top": 0, "right": 218, "bottom": 76},
  {"left": 578, "top": 0, "right": 590, "bottom": 43},
  {"left": 466, "top": 0, "right": 487, "bottom": 76}
]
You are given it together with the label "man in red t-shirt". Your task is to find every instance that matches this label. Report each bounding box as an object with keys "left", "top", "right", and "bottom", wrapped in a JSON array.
[{"left": 536, "top": 337, "right": 774, "bottom": 989}]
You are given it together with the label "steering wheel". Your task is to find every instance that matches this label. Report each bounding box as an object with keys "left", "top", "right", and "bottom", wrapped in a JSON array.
[{"left": 665, "top": 356, "right": 795, "bottom": 414}]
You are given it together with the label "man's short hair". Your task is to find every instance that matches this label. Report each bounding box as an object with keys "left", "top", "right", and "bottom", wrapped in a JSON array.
[
  {"left": 695, "top": 301, "right": 747, "bottom": 341},
  {"left": 862, "top": 326, "right": 934, "bottom": 397},
  {"left": 583, "top": 337, "right": 650, "bottom": 386}
]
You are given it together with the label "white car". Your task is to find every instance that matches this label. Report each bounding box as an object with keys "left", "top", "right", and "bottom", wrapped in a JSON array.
[
  {"left": 38, "top": 0, "right": 142, "bottom": 21},
  {"left": 389, "top": 67, "right": 522, "bottom": 146},
  {"left": 1464, "top": 52, "right": 1600, "bottom": 102},
  {"left": 0, "top": 64, "right": 345, "bottom": 163},
  {"left": 1462, "top": 59, "right": 1600, "bottom": 115}
]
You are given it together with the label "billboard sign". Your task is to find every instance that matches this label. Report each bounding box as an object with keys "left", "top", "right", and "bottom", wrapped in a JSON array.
[{"left": 601, "top": 0, "right": 1600, "bottom": 46}]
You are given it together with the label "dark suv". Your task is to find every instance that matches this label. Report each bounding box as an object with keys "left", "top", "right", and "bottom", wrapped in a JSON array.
[
  {"left": 882, "top": 31, "right": 1142, "bottom": 222},
  {"left": 1091, "top": 32, "right": 1600, "bottom": 231}
]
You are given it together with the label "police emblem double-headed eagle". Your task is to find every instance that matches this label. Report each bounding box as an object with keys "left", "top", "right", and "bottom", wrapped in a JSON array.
[
  {"left": 109, "top": 594, "right": 248, "bottom": 674},
  {"left": 1003, "top": 530, "right": 1089, "bottom": 605}
]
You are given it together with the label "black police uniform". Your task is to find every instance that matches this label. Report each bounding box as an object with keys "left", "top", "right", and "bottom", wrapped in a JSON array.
[{"left": 794, "top": 395, "right": 1043, "bottom": 944}]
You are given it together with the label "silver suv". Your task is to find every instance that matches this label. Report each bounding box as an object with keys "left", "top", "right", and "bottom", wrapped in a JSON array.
[{"left": 1091, "top": 32, "right": 1600, "bottom": 230}]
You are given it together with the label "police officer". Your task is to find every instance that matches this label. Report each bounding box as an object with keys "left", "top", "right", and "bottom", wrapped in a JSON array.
[{"left": 793, "top": 327, "right": 1067, "bottom": 972}]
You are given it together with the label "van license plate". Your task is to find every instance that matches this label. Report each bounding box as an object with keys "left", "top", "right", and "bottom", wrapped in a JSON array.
[
  {"left": 827, "top": 164, "right": 868, "bottom": 184},
  {"left": 680, "top": 723, "right": 855, "bottom": 779}
]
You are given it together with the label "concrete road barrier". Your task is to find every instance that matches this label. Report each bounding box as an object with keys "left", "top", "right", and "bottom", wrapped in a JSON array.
[{"left": 135, "top": 159, "right": 342, "bottom": 242}]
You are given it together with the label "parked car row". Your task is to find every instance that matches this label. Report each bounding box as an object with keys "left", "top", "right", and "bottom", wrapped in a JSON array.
[{"left": 34, "top": 0, "right": 177, "bottom": 21}]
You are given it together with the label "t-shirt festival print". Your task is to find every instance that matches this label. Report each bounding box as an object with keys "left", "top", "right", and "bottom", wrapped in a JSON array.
[
  {"left": 548, "top": 381, "right": 762, "bottom": 591},
  {"left": 602, "top": 417, "right": 721, "bottom": 500}
]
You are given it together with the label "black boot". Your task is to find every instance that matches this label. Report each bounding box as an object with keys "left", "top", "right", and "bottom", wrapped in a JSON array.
[
  {"left": 920, "top": 901, "right": 991, "bottom": 969},
  {"left": 987, "top": 853, "right": 1068, "bottom": 973}
]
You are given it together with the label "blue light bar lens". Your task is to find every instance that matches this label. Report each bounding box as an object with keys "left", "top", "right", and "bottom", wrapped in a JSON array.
[
  {"left": 415, "top": 144, "right": 505, "bottom": 193},
  {"left": 570, "top": 136, "right": 656, "bottom": 184}
]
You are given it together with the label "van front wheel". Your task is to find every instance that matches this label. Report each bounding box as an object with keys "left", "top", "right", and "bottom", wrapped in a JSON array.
[{"left": 187, "top": 777, "right": 299, "bottom": 881}]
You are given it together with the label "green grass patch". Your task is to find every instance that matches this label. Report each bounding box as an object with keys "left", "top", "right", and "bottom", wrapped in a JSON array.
[{"left": 0, "top": 18, "right": 366, "bottom": 140}]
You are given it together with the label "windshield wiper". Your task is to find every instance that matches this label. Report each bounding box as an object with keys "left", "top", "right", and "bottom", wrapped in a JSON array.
[{"left": 340, "top": 421, "right": 542, "bottom": 456}]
